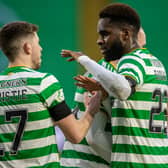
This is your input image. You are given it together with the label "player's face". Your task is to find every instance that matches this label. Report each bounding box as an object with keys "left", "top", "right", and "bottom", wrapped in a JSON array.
[
  {"left": 31, "top": 33, "right": 42, "bottom": 69},
  {"left": 97, "top": 18, "right": 125, "bottom": 62}
]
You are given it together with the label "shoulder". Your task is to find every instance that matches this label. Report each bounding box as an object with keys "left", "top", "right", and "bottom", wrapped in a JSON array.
[
  {"left": 19, "top": 68, "right": 49, "bottom": 79},
  {"left": 119, "top": 48, "right": 145, "bottom": 63},
  {"left": 26, "top": 69, "right": 61, "bottom": 88},
  {"left": 117, "top": 48, "right": 151, "bottom": 69},
  {"left": 39, "top": 73, "right": 61, "bottom": 89}
]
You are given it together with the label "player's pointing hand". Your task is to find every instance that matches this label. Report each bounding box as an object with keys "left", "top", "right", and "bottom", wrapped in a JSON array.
[{"left": 61, "top": 49, "right": 83, "bottom": 61}]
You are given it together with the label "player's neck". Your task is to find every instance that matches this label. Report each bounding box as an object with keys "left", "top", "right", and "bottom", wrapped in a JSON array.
[
  {"left": 109, "top": 60, "right": 118, "bottom": 69},
  {"left": 8, "top": 55, "right": 33, "bottom": 69},
  {"left": 8, "top": 61, "right": 32, "bottom": 69}
]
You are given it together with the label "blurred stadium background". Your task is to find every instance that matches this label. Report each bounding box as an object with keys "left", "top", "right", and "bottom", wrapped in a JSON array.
[{"left": 0, "top": 0, "right": 167, "bottom": 107}]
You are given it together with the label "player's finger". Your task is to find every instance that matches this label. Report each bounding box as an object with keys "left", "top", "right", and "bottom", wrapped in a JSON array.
[
  {"left": 75, "top": 83, "right": 87, "bottom": 88},
  {"left": 61, "top": 52, "right": 71, "bottom": 57},
  {"left": 74, "top": 75, "right": 88, "bottom": 82},
  {"left": 75, "top": 83, "right": 94, "bottom": 91},
  {"left": 74, "top": 76, "right": 85, "bottom": 82},
  {"left": 67, "top": 58, "right": 75, "bottom": 62},
  {"left": 61, "top": 49, "right": 72, "bottom": 53}
]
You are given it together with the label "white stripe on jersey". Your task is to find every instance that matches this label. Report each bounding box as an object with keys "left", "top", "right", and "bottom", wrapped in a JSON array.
[
  {"left": 63, "top": 141, "right": 97, "bottom": 156},
  {"left": 2, "top": 135, "right": 56, "bottom": 151},
  {"left": 0, "top": 72, "right": 47, "bottom": 80},
  {"left": 40, "top": 75, "right": 59, "bottom": 92},
  {"left": 118, "top": 55, "right": 146, "bottom": 69},
  {"left": 0, "top": 118, "right": 53, "bottom": 134},
  {"left": 135, "top": 53, "right": 155, "bottom": 59},
  {"left": 0, "top": 102, "right": 47, "bottom": 115},
  {"left": 111, "top": 152, "right": 168, "bottom": 164},
  {"left": 113, "top": 100, "right": 167, "bottom": 110},
  {"left": 61, "top": 158, "right": 109, "bottom": 168},
  {"left": 0, "top": 153, "right": 59, "bottom": 168},
  {"left": 112, "top": 117, "right": 166, "bottom": 130},
  {"left": 113, "top": 135, "right": 168, "bottom": 147},
  {"left": 137, "top": 83, "right": 168, "bottom": 92}
]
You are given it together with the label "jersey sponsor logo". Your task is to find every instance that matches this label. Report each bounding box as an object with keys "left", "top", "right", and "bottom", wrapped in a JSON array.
[{"left": 0, "top": 79, "right": 27, "bottom": 88}]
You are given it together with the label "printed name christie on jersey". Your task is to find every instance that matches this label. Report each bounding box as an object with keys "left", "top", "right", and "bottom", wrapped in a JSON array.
[{"left": 0, "top": 89, "right": 27, "bottom": 102}]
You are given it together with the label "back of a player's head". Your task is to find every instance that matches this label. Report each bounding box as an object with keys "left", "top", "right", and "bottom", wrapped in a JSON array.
[
  {"left": 99, "top": 3, "right": 140, "bottom": 34},
  {"left": 0, "top": 21, "right": 38, "bottom": 62}
]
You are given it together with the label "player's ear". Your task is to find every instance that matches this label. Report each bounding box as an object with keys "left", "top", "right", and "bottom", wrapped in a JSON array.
[
  {"left": 120, "top": 28, "right": 130, "bottom": 43},
  {"left": 23, "top": 42, "right": 32, "bottom": 55}
]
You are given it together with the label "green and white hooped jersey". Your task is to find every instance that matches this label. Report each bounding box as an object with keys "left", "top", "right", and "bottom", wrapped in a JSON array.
[
  {"left": 61, "top": 58, "right": 116, "bottom": 168},
  {"left": 111, "top": 48, "right": 168, "bottom": 168},
  {"left": 0, "top": 66, "right": 64, "bottom": 168}
]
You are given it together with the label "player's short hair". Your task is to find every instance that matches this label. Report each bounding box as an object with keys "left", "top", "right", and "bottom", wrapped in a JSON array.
[
  {"left": 99, "top": 3, "right": 140, "bottom": 34},
  {"left": 0, "top": 21, "right": 38, "bottom": 61}
]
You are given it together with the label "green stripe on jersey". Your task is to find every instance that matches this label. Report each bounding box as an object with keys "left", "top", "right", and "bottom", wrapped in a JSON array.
[
  {"left": 62, "top": 150, "right": 109, "bottom": 165},
  {"left": 112, "top": 108, "right": 166, "bottom": 119},
  {"left": 1, "top": 126, "right": 55, "bottom": 142},
  {"left": 113, "top": 144, "right": 168, "bottom": 155},
  {"left": 0, "top": 144, "right": 57, "bottom": 161},
  {"left": 112, "top": 126, "right": 167, "bottom": 138}
]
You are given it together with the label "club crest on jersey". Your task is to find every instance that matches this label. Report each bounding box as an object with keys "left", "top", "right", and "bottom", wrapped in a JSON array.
[{"left": 55, "top": 89, "right": 64, "bottom": 102}]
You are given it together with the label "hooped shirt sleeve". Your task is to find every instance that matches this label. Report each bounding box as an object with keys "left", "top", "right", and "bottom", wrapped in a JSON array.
[
  {"left": 39, "top": 73, "right": 72, "bottom": 121},
  {"left": 117, "top": 53, "right": 146, "bottom": 86}
]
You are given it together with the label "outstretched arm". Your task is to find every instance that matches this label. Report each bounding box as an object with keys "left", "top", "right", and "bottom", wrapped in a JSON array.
[{"left": 61, "top": 49, "right": 133, "bottom": 100}]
